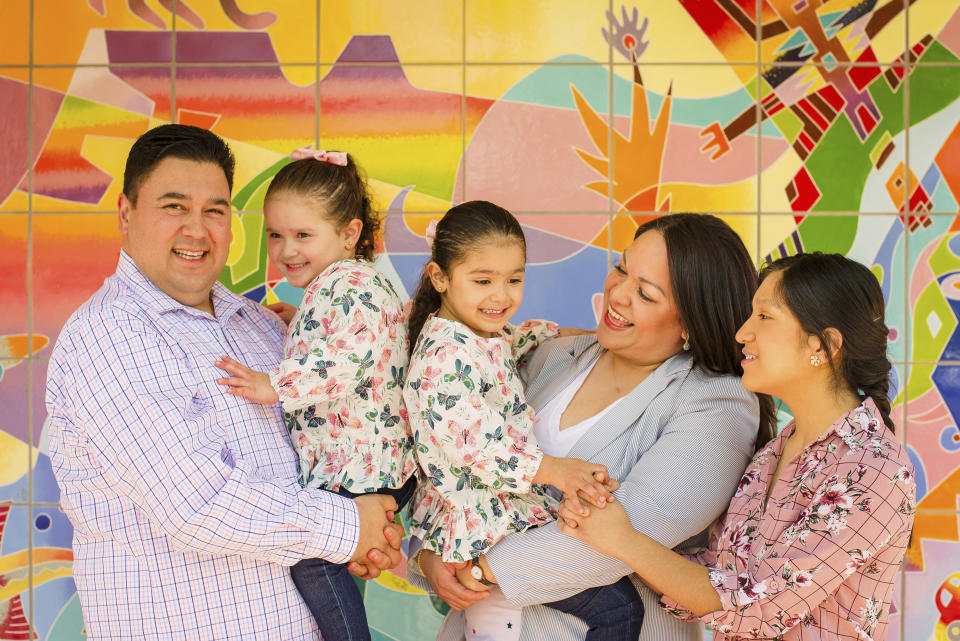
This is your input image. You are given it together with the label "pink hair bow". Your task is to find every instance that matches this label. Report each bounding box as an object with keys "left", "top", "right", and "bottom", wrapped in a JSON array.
[
  {"left": 425, "top": 219, "right": 439, "bottom": 249},
  {"left": 290, "top": 146, "right": 348, "bottom": 166}
]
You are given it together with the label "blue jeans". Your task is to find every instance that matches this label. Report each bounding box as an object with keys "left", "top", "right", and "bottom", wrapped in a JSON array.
[
  {"left": 545, "top": 575, "right": 644, "bottom": 641},
  {"left": 291, "top": 476, "right": 417, "bottom": 641}
]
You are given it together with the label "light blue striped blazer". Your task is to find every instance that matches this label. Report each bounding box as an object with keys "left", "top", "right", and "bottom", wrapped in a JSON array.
[{"left": 415, "top": 334, "right": 760, "bottom": 641}]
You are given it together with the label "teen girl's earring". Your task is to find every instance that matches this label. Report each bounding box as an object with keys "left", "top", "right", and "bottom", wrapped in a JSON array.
[
  {"left": 810, "top": 354, "right": 822, "bottom": 367},
  {"left": 682, "top": 340, "right": 690, "bottom": 351}
]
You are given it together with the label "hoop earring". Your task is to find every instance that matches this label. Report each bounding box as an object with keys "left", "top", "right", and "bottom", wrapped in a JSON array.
[{"left": 810, "top": 354, "right": 822, "bottom": 367}]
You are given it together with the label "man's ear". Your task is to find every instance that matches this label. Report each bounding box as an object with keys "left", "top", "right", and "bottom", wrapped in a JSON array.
[{"left": 118, "top": 193, "right": 132, "bottom": 235}]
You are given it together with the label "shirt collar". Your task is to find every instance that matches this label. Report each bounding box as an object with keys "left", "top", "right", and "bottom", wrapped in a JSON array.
[
  {"left": 115, "top": 250, "right": 245, "bottom": 321},
  {"left": 780, "top": 395, "right": 881, "bottom": 451}
]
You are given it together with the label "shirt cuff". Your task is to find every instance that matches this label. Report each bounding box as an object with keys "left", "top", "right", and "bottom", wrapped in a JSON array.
[
  {"left": 659, "top": 567, "right": 736, "bottom": 626},
  {"left": 303, "top": 488, "right": 360, "bottom": 564}
]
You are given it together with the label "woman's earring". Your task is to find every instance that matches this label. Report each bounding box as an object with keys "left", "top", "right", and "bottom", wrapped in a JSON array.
[
  {"left": 810, "top": 354, "right": 822, "bottom": 367},
  {"left": 683, "top": 340, "right": 690, "bottom": 351}
]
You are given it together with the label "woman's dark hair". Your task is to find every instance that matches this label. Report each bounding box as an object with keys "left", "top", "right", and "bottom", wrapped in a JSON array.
[
  {"left": 634, "top": 214, "right": 776, "bottom": 448},
  {"left": 407, "top": 201, "right": 526, "bottom": 355},
  {"left": 124, "top": 124, "right": 235, "bottom": 205},
  {"left": 265, "top": 154, "right": 380, "bottom": 261},
  {"left": 760, "top": 252, "right": 894, "bottom": 432}
]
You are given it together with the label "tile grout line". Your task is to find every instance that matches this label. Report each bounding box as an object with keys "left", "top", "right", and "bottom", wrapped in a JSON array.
[
  {"left": 608, "top": 0, "right": 614, "bottom": 269},
  {"left": 316, "top": 0, "right": 321, "bottom": 149},
  {"left": 901, "top": 5, "right": 910, "bottom": 638},
  {"left": 460, "top": 0, "right": 466, "bottom": 205},
  {"left": 755, "top": 0, "right": 762, "bottom": 268},
  {"left": 27, "top": 0, "right": 35, "bottom": 627},
  {"left": 170, "top": 0, "right": 177, "bottom": 122}
]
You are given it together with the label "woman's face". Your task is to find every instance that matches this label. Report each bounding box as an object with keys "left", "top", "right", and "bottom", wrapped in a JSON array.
[
  {"left": 735, "top": 271, "right": 820, "bottom": 398},
  {"left": 596, "top": 231, "right": 685, "bottom": 365}
]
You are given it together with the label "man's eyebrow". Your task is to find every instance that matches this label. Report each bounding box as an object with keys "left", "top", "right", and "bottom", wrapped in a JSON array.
[{"left": 158, "top": 192, "right": 188, "bottom": 200}]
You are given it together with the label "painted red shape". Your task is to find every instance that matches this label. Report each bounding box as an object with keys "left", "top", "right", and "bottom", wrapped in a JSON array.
[
  {"left": 818, "top": 84, "right": 846, "bottom": 112},
  {"left": 177, "top": 108, "right": 220, "bottom": 130},
  {"left": 935, "top": 119, "right": 960, "bottom": 207},
  {"left": 856, "top": 103, "right": 878, "bottom": 134},
  {"left": 789, "top": 167, "right": 821, "bottom": 211},
  {"left": 0, "top": 79, "right": 64, "bottom": 205}
]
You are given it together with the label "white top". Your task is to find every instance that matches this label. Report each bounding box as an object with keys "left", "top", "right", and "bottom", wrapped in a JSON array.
[{"left": 532, "top": 355, "right": 622, "bottom": 458}]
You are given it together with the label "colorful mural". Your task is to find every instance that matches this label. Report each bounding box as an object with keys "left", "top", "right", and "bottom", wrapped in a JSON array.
[{"left": 3, "top": 1, "right": 960, "bottom": 639}]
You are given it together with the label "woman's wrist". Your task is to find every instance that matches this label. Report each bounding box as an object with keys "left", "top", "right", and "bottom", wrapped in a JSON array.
[{"left": 477, "top": 555, "right": 498, "bottom": 584}]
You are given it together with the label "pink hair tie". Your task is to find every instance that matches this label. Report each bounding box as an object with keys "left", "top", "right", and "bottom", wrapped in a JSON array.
[
  {"left": 424, "top": 219, "right": 439, "bottom": 249},
  {"left": 290, "top": 146, "right": 348, "bottom": 166}
]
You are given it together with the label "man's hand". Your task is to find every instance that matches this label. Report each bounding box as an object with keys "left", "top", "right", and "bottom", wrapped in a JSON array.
[
  {"left": 346, "top": 523, "right": 403, "bottom": 580},
  {"left": 350, "top": 494, "right": 403, "bottom": 572},
  {"left": 265, "top": 301, "right": 297, "bottom": 325},
  {"left": 215, "top": 356, "right": 280, "bottom": 405},
  {"left": 420, "top": 551, "right": 490, "bottom": 610}
]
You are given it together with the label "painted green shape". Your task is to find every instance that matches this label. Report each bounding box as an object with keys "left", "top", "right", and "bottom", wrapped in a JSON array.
[
  {"left": 907, "top": 282, "right": 957, "bottom": 399},
  {"left": 744, "top": 75, "right": 760, "bottom": 101},
  {"left": 233, "top": 157, "right": 290, "bottom": 209},
  {"left": 910, "top": 43, "right": 960, "bottom": 124},
  {"left": 61, "top": 93, "right": 146, "bottom": 126},
  {"left": 241, "top": 180, "right": 273, "bottom": 213},
  {"left": 770, "top": 106, "right": 803, "bottom": 141},
  {"left": 364, "top": 577, "right": 445, "bottom": 641},
  {"left": 228, "top": 213, "right": 264, "bottom": 284},
  {"left": 46, "top": 593, "right": 86, "bottom": 640},
  {"left": 430, "top": 594, "right": 451, "bottom": 617},
  {"left": 504, "top": 55, "right": 607, "bottom": 110},
  {"left": 927, "top": 231, "right": 960, "bottom": 276},
  {"left": 869, "top": 131, "right": 893, "bottom": 166},
  {"left": 870, "top": 264, "right": 883, "bottom": 283},
  {"left": 353, "top": 573, "right": 368, "bottom": 598},
  {"left": 370, "top": 628, "right": 401, "bottom": 641},
  {"left": 796, "top": 215, "right": 858, "bottom": 255},
  {"left": 802, "top": 66, "right": 905, "bottom": 211}
]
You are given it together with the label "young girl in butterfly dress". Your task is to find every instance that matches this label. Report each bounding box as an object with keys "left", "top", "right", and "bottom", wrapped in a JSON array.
[
  {"left": 214, "top": 148, "right": 417, "bottom": 641},
  {"left": 404, "top": 201, "right": 645, "bottom": 641}
]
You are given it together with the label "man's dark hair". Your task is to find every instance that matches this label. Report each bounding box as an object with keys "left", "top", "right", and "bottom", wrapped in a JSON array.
[{"left": 123, "top": 124, "right": 235, "bottom": 205}]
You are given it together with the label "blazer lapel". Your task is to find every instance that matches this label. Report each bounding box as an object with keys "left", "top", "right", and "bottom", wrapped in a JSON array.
[
  {"left": 526, "top": 335, "right": 603, "bottom": 411},
  {"left": 566, "top": 351, "right": 693, "bottom": 462}
]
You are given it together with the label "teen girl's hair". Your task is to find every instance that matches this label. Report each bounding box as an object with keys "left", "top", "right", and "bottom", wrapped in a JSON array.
[
  {"left": 761, "top": 252, "right": 894, "bottom": 431},
  {"left": 634, "top": 214, "right": 777, "bottom": 448},
  {"left": 406, "top": 200, "right": 525, "bottom": 355},
  {"left": 265, "top": 154, "right": 380, "bottom": 261}
]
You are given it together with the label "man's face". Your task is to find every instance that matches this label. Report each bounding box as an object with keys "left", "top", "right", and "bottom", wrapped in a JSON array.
[{"left": 119, "top": 156, "right": 232, "bottom": 314}]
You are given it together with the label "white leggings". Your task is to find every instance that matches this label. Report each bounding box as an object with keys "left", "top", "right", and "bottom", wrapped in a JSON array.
[{"left": 464, "top": 586, "right": 522, "bottom": 641}]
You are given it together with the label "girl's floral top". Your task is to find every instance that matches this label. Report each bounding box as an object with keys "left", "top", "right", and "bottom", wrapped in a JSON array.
[
  {"left": 404, "top": 315, "right": 560, "bottom": 562},
  {"left": 661, "top": 398, "right": 915, "bottom": 640},
  {"left": 269, "top": 259, "right": 417, "bottom": 494}
]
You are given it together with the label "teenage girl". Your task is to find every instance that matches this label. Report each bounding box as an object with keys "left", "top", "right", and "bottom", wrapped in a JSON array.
[
  {"left": 215, "top": 147, "right": 416, "bottom": 641},
  {"left": 405, "top": 200, "right": 645, "bottom": 641}
]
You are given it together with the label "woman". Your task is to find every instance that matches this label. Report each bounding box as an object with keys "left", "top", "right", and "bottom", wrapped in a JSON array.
[
  {"left": 407, "top": 213, "right": 776, "bottom": 641},
  {"left": 558, "top": 253, "right": 916, "bottom": 640}
]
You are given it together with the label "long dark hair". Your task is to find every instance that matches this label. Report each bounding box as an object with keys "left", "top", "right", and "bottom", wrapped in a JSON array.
[
  {"left": 760, "top": 252, "right": 894, "bottom": 432},
  {"left": 634, "top": 214, "right": 776, "bottom": 448},
  {"left": 407, "top": 201, "right": 525, "bottom": 355},
  {"left": 265, "top": 154, "right": 380, "bottom": 261}
]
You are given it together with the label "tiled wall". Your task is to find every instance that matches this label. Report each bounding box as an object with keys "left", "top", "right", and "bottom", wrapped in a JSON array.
[{"left": 2, "top": 1, "right": 960, "bottom": 639}]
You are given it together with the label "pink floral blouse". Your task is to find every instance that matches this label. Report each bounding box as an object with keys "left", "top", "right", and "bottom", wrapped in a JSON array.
[
  {"left": 268, "top": 259, "right": 417, "bottom": 494},
  {"left": 661, "top": 398, "right": 915, "bottom": 640},
  {"left": 404, "top": 315, "right": 560, "bottom": 562}
]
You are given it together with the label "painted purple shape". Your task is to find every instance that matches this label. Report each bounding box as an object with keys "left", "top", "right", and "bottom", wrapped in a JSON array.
[
  {"left": 176, "top": 31, "right": 278, "bottom": 64},
  {"left": 521, "top": 224, "right": 593, "bottom": 264},
  {"left": 383, "top": 187, "right": 432, "bottom": 253},
  {"left": 792, "top": 0, "right": 808, "bottom": 12},
  {"left": 105, "top": 31, "right": 172, "bottom": 63},
  {"left": 324, "top": 35, "right": 407, "bottom": 83},
  {"left": 0, "top": 78, "right": 65, "bottom": 205}
]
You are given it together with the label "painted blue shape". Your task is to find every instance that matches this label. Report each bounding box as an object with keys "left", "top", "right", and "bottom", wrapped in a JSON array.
[
  {"left": 1, "top": 504, "right": 29, "bottom": 555},
  {"left": 821, "top": 52, "right": 838, "bottom": 72},
  {"left": 34, "top": 512, "right": 51, "bottom": 531},
  {"left": 932, "top": 361, "right": 960, "bottom": 429},
  {"left": 273, "top": 281, "right": 305, "bottom": 307},
  {"left": 243, "top": 284, "right": 266, "bottom": 303},
  {"left": 906, "top": 445, "right": 927, "bottom": 501},
  {"left": 934, "top": 178, "right": 959, "bottom": 212},
  {"left": 922, "top": 163, "right": 941, "bottom": 196},
  {"left": 888, "top": 362, "right": 899, "bottom": 401},
  {"left": 32, "top": 453, "right": 61, "bottom": 503},
  {"left": 871, "top": 217, "right": 904, "bottom": 304},
  {"left": 820, "top": 10, "right": 846, "bottom": 39},
  {"left": 949, "top": 233, "right": 960, "bottom": 258},
  {"left": 778, "top": 29, "right": 810, "bottom": 54}
]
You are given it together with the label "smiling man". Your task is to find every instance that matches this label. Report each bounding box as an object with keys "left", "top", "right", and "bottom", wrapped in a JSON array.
[{"left": 45, "top": 125, "right": 402, "bottom": 640}]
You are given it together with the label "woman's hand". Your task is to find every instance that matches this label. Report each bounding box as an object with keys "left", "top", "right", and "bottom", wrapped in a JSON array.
[
  {"left": 215, "top": 356, "right": 280, "bottom": 405},
  {"left": 557, "top": 490, "right": 637, "bottom": 560},
  {"left": 419, "top": 551, "right": 491, "bottom": 610},
  {"left": 534, "top": 455, "right": 616, "bottom": 508},
  {"left": 265, "top": 301, "right": 297, "bottom": 325}
]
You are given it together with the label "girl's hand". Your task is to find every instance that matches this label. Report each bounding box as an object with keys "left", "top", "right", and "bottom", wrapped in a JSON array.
[
  {"left": 534, "top": 455, "right": 615, "bottom": 508},
  {"left": 419, "top": 551, "right": 490, "bottom": 610},
  {"left": 265, "top": 301, "right": 297, "bottom": 325},
  {"left": 215, "top": 356, "right": 280, "bottom": 405},
  {"left": 557, "top": 490, "right": 636, "bottom": 560}
]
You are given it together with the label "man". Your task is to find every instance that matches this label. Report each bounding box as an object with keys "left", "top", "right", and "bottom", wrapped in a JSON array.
[{"left": 46, "top": 124, "right": 401, "bottom": 640}]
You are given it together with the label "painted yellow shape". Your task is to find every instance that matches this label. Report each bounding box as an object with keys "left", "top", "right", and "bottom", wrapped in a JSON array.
[
  {"left": 905, "top": 467, "right": 960, "bottom": 571},
  {"left": 0, "top": 432, "right": 34, "bottom": 486},
  {"left": 0, "top": 334, "right": 49, "bottom": 360},
  {"left": 226, "top": 212, "right": 246, "bottom": 267},
  {"left": 0, "top": 547, "right": 73, "bottom": 602},
  {"left": 659, "top": 180, "right": 757, "bottom": 216},
  {"left": 373, "top": 570, "right": 427, "bottom": 596}
]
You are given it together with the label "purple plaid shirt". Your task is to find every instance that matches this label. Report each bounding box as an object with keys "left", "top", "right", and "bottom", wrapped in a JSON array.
[{"left": 46, "top": 251, "right": 359, "bottom": 640}]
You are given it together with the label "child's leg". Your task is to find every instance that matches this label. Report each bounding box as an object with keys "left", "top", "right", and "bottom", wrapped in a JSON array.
[
  {"left": 290, "top": 557, "right": 371, "bottom": 641},
  {"left": 464, "top": 586, "right": 523, "bottom": 641},
  {"left": 544, "top": 575, "right": 644, "bottom": 641}
]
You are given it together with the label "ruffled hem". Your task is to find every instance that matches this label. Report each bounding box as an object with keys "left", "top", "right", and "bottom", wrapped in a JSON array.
[
  {"left": 406, "top": 483, "right": 558, "bottom": 561},
  {"left": 297, "top": 439, "right": 418, "bottom": 493}
]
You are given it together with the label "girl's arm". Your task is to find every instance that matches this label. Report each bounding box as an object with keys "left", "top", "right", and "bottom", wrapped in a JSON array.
[
  {"left": 559, "top": 459, "right": 916, "bottom": 638},
  {"left": 507, "top": 319, "right": 559, "bottom": 369}
]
